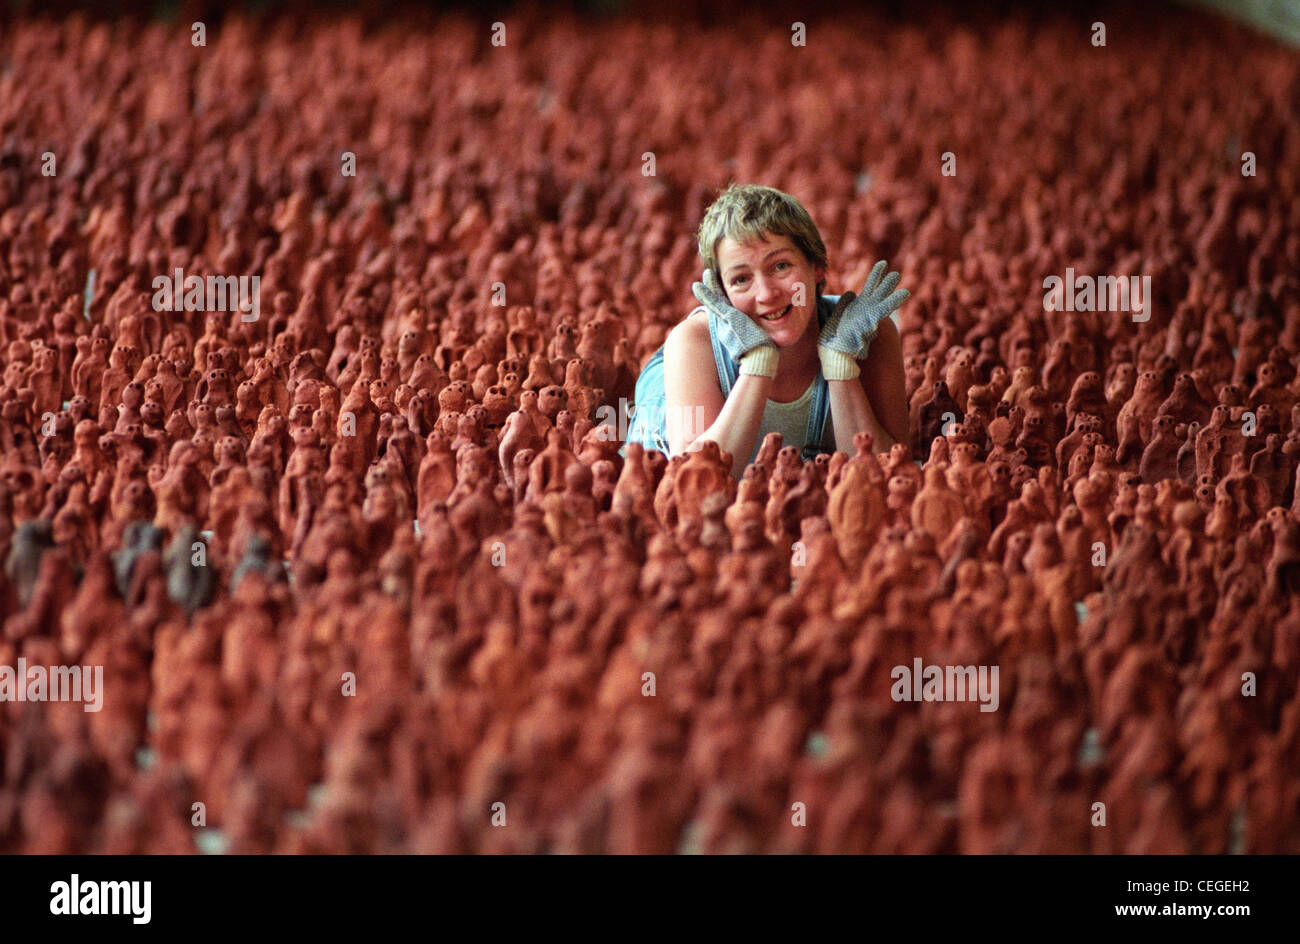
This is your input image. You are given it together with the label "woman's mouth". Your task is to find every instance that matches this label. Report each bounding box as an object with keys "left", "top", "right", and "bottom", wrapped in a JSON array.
[{"left": 759, "top": 304, "right": 791, "bottom": 325}]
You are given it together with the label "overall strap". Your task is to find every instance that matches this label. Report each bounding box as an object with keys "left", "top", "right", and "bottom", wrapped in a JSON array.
[
  {"left": 803, "top": 379, "right": 829, "bottom": 460},
  {"left": 800, "top": 294, "right": 838, "bottom": 460},
  {"left": 706, "top": 306, "right": 740, "bottom": 398}
]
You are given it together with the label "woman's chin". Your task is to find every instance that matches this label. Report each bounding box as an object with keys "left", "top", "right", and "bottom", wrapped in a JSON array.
[{"left": 762, "top": 316, "right": 810, "bottom": 348}]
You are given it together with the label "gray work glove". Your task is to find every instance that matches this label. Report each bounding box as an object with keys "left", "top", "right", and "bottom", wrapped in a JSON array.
[
  {"left": 692, "top": 269, "right": 780, "bottom": 377},
  {"left": 818, "top": 260, "right": 909, "bottom": 380}
]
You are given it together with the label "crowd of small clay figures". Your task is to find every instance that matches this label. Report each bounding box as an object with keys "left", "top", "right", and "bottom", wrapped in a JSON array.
[{"left": 1, "top": 3, "right": 1298, "bottom": 852}]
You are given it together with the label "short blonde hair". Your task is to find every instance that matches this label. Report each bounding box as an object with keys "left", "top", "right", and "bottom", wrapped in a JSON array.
[{"left": 697, "top": 184, "right": 828, "bottom": 282}]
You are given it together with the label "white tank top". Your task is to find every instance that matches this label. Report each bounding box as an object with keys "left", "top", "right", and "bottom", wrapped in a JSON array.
[{"left": 751, "top": 376, "right": 836, "bottom": 464}]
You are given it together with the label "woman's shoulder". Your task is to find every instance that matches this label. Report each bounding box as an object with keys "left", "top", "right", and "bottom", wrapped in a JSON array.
[
  {"left": 683, "top": 304, "right": 710, "bottom": 327},
  {"left": 666, "top": 306, "right": 712, "bottom": 350}
]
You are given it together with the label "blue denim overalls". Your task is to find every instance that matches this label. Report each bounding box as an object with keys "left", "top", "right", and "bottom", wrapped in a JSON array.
[{"left": 622, "top": 294, "right": 842, "bottom": 462}]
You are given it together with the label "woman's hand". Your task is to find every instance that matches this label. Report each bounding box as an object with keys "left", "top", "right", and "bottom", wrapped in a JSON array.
[
  {"left": 692, "top": 269, "right": 780, "bottom": 378},
  {"left": 818, "top": 260, "right": 910, "bottom": 380}
]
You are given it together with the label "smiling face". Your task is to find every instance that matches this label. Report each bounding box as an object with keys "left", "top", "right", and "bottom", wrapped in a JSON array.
[{"left": 715, "top": 232, "right": 825, "bottom": 349}]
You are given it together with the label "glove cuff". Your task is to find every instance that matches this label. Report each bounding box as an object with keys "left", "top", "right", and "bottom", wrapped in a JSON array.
[
  {"left": 819, "top": 348, "right": 861, "bottom": 381},
  {"left": 738, "top": 345, "right": 780, "bottom": 378}
]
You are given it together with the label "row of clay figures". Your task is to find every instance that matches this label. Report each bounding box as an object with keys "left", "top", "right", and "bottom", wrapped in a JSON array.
[
  {"left": 3, "top": 3, "right": 1300, "bottom": 851},
  {"left": 5, "top": 293, "right": 1300, "bottom": 591}
]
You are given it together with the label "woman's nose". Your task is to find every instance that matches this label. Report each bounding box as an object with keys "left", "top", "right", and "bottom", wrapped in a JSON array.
[{"left": 754, "top": 276, "right": 781, "bottom": 305}]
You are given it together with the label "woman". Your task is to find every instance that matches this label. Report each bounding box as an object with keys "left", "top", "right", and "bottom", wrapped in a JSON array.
[{"left": 625, "top": 183, "right": 910, "bottom": 477}]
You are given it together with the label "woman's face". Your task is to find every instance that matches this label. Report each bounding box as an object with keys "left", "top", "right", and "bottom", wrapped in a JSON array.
[{"left": 715, "top": 232, "right": 825, "bottom": 349}]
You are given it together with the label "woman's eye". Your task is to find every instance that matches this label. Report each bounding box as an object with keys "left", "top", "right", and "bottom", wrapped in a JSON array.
[{"left": 775, "top": 261, "right": 791, "bottom": 271}]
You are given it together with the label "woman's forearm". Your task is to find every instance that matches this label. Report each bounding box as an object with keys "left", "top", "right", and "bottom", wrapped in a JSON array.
[
  {"left": 680, "top": 373, "right": 772, "bottom": 477},
  {"left": 827, "top": 377, "right": 897, "bottom": 453}
]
